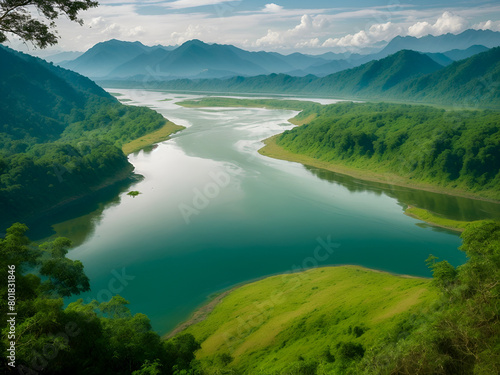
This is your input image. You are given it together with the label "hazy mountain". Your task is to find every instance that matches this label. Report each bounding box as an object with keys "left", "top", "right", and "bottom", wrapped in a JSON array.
[
  {"left": 45, "top": 51, "right": 83, "bottom": 64},
  {"left": 108, "top": 47, "right": 171, "bottom": 78},
  {"left": 65, "top": 30, "right": 498, "bottom": 80},
  {"left": 224, "top": 46, "right": 297, "bottom": 73},
  {"left": 102, "top": 47, "right": 500, "bottom": 108},
  {"left": 64, "top": 39, "right": 334, "bottom": 79},
  {"left": 425, "top": 45, "right": 490, "bottom": 66},
  {"left": 108, "top": 39, "right": 268, "bottom": 79},
  {"left": 300, "top": 59, "right": 354, "bottom": 76},
  {"left": 272, "top": 52, "right": 329, "bottom": 70},
  {"left": 60, "top": 39, "right": 169, "bottom": 78},
  {"left": 443, "top": 44, "right": 490, "bottom": 61},
  {"left": 380, "top": 29, "right": 500, "bottom": 56},
  {"left": 102, "top": 50, "right": 440, "bottom": 96}
]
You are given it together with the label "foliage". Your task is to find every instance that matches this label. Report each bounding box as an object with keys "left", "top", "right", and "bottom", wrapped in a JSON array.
[
  {"left": 276, "top": 102, "right": 500, "bottom": 200},
  {"left": 361, "top": 221, "right": 500, "bottom": 374},
  {"left": 0, "top": 0, "right": 98, "bottom": 48},
  {"left": 0, "top": 45, "right": 168, "bottom": 225},
  {"left": 0, "top": 224, "right": 200, "bottom": 374}
]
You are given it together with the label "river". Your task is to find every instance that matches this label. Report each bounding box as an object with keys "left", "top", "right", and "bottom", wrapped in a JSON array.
[{"left": 30, "top": 89, "right": 500, "bottom": 334}]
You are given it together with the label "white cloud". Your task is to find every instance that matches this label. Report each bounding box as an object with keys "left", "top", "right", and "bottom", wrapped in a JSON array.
[
  {"left": 322, "top": 12, "right": 472, "bottom": 49},
  {"left": 170, "top": 24, "right": 215, "bottom": 44},
  {"left": 163, "top": 0, "right": 238, "bottom": 9},
  {"left": 88, "top": 17, "right": 107, "bottom": 28},
  {"left": 473, "top": 20, "right": 500, "bottom": 32},
  {"left": 407, "top": 11, "right": 468, "bottom": 37},
  {"left": 263, "top": 3, "right": 283, "bottom": 13},
  {"left": 255, "top": 14, "right": 330, "bottom": 48},
  {"left": 323, "top": 22, "right": 403, "bottom": 48}
]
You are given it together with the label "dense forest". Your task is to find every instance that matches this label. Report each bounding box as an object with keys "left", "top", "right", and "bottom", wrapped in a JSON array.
[
  {"left": 276, "top": 102, "right": 500, "bottom": 200},
  {"left": 102, "top": 47, "right": 500, "bottom": 109},
  {"left": 0, "top": 223, "right": 200, "bottom": 374},
  {"left": 0, "top": 46, "right": 168, "bottom": 226}
]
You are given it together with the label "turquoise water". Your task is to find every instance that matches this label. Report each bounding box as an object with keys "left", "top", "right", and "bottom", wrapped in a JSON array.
[{"left": 31, "top": 89, "right": 500, "bottom": 334}]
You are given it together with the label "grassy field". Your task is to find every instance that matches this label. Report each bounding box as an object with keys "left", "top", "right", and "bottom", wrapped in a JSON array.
[
  {"left": 404, "top": 206, "right": 484, "bottom": 232},
  {"left": 181, "top": 265, "right": 436, "bottom": 374},
  {"left": 121, "top": 121, "right": 185, "bottom": 155}
]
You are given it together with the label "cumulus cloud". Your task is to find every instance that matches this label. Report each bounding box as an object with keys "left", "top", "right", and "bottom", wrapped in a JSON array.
[
  {"left": 322, "top": 12, "right": 473, "bottom": 49},
  {"left": 170, "top": 24, "right": 216, "bottom": 44},
  {"left": 473, "top": 20, "right": 500, "bottom": 32},
  {"left": 407, "top": 11, "right": 467, "bottom": 37},
  {"left": 88, "top": 17, "right": 107, "bottom": 28},
  {"left": 163, "top": 0, "right": 236, "bottom": 9},
  {"left": 255, "top": 14, "right": 329, "bottom": 48},
  {"left": 263, "top": 3, "right": 283, "bottom": 13},
  {"left": 323, "top": 22, "right": 403, "bottom": 48}
]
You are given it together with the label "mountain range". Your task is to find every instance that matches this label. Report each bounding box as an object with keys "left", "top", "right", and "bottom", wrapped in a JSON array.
[
  {"left": 59, "top": 29, "right": 500, "bottom": 80},
  {"left": 101, "top": 47, "right": 500, "bottom": 109}
]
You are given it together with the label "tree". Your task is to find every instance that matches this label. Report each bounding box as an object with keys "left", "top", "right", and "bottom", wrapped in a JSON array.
[{"left": 0, "top": 0, "right": 98, "bottom": 48}]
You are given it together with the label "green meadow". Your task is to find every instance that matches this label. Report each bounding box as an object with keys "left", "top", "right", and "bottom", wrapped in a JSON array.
[{"left": 183, "top": 266, "right": 437, "bottom": 374}]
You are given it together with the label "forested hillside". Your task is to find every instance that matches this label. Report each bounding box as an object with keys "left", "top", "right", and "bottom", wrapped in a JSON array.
[
  {"left": 102, "top": 47, "right": 500, "bottom": 109},
  {"left": 275, "top": 102, "right": 500, "bottom": 199},
  {"left": 0, "top": 46, "right": 168, "bottom": 226},
  {"left": 306, "top": 50, "right": 443, "bottom": 95}
]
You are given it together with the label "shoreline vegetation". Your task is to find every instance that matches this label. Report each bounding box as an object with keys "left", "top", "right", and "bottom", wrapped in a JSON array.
[
  {"left": 404, "top": 206, "right": 484, "bottom": 232},
  {"left": 258, "top": 135, "right": 498, "bottom": 203},
  {"left": 122, "top": 120, "right": 185, "bottom": 155}
]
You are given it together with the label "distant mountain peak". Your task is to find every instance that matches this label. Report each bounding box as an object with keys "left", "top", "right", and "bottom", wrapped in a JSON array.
[{"left": 180, "top": 39, "right": 209, "bottom": 47}]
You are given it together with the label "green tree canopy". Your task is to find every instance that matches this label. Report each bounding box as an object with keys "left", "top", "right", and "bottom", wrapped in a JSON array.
[{"left": 0, "top": 0, "right": 98, "bottom": 48}]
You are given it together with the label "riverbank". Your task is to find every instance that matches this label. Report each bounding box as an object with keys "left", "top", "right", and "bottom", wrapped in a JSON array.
[
  {"left": 259, "top": 134, "right": 499, "bottom": 204},
  {"left": 404, "top": 206, "right": 485, "bottom": 232},
  {"left": 122, "top": 121, "right": 186, "bottom": 155},
  {"left": 171, "top": 265, "right": 435, "bottom": 373}
]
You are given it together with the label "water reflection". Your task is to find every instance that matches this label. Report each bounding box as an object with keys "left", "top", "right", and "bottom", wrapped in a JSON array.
[
  {"left": 18, "top": 175, "right": 140, "bottom": 245},
  {"left": 304, "top": 166, "right": 500, "bottom": 221}
]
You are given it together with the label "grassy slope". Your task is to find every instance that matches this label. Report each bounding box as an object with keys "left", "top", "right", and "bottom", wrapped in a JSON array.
[
  {"left": 121, "top": 121, "right": 185, "bottom": 154},
  {"left": 183, "top": 266, "right": 436, "bottom": 374},
  {"left": 404, "top": 206, "right": 485, "bottom": 232}
]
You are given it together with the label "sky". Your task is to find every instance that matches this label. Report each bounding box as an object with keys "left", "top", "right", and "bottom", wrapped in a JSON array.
[{"left": 7, "top": 0, "right": 500, "bottom": 56}]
